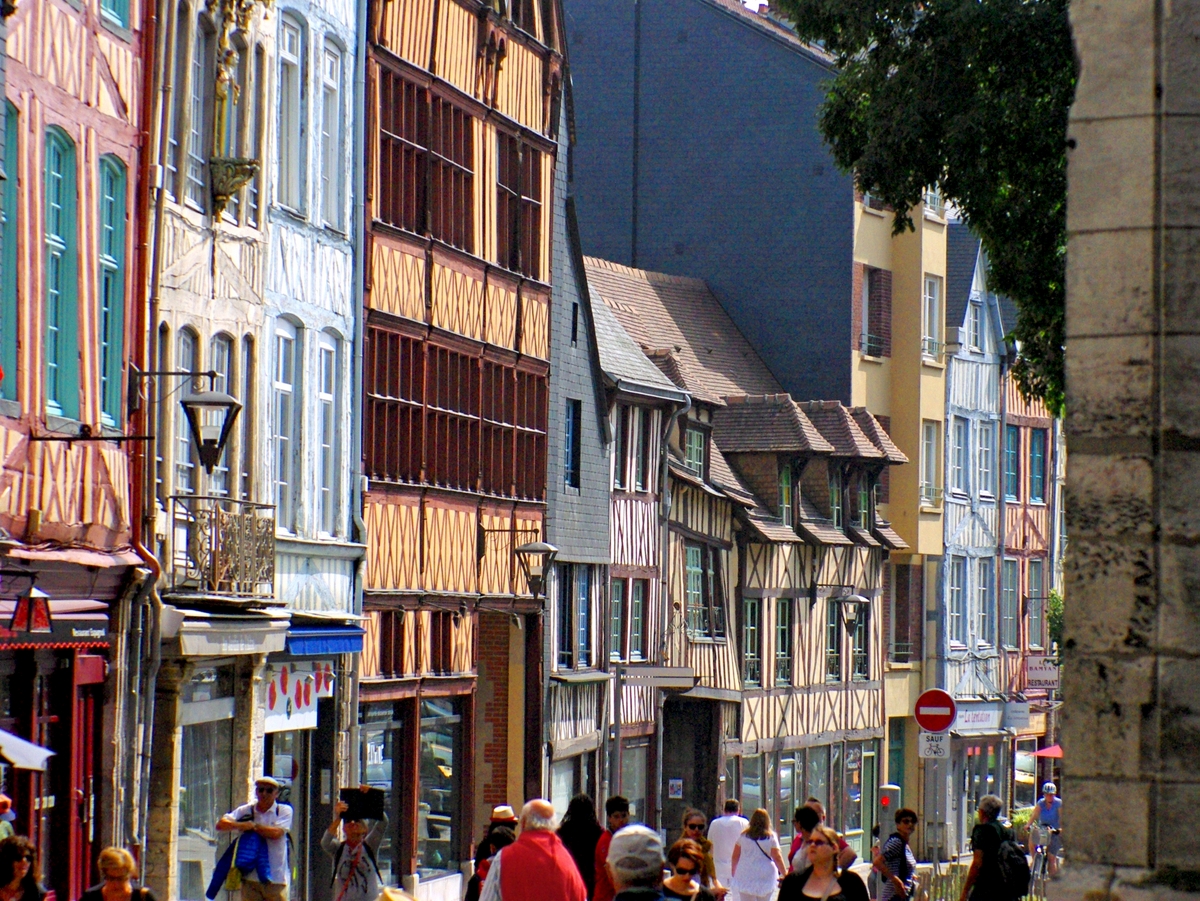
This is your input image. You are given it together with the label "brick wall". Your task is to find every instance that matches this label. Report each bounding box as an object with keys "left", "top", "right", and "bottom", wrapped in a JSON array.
[
  {"left": 475, "top": 612, "right": 511, "bottom": 813},
  {"left": 869, "top": 269, "right": 893, "bottom": 357}
]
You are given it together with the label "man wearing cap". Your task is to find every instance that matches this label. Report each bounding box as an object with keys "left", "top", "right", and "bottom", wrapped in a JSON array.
[
  {"left": 606, "top": 824, "right": 666, "bottom": 901},
  {"left": 1030, "top": 782, "right": 1063, "bottom": 878},
  {"left": 217, "top": 776, "right": 294, "bottom": 901},
  {"left": 0, "top": 795, "right": 16, "bottom": 840},
  {"left": 479, "top": 799, "right": 586, "bottom": 901}
]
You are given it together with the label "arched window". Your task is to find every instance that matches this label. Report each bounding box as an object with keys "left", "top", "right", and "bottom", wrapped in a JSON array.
[
  {"left": 210, "top": 333, "right": 234, "bottom": 496},
  {"left": 1, "top": 102, "right": 19, "bottom": 403},
  {"left": 277, "top": 14, "right": 305, "bottom": 210},
  {"left": 98, "top": 156, "right": 127, "bottom": 426},
  {"left": 175, "top": 328, "right": 199, "bottom": 492},
  {"left": 44, "top": 127, "right": 79, "bottom": 420}
]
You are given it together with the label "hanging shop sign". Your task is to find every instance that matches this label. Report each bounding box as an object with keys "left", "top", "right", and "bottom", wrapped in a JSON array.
[
  {"left": 264, "top": 661, "right": 337, "bottom": 732},
  {"left": 1026, "top": 656, "right": 1060, "bottom": 690}
]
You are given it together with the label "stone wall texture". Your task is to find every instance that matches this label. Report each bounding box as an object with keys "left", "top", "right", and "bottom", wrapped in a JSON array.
[{"left": 1062, "top": 0, "right": 1200, "bottom": 893}]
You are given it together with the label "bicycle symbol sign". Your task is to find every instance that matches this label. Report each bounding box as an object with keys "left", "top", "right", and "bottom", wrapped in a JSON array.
[{"left": 919, "top": 731, "right": 950, "bottom": 759}]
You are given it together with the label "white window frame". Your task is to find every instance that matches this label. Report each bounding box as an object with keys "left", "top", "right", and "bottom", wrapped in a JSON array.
[
  {"left": 320, "top": 41, "right": 343, "bottom": 229},
  {"left": 1001, "top": 558, "right": 1020, "bottom": 648},
  {"left": 277, "top": 16, "right": 304, "bottom": 212},
  {"left": 273, "top": 321, "right": 299, "bottom": 531},
  {"left": 185, "top": 23, "right": 213, "bottom": 210},
  {"left": 924, "top": 184, "right": 943, "bottom": 215},
  {"left": 209, "top": 334, "right": 235, "bottom": 497},
  {"left": 921, "top": 420, "right": 941, "bottom": 506},
  {"left": 951, "top": 416, "right": 968, "bottom": 494},
  {"left": 317, "top": 334, "right": 339, "bottom": 537},
  {"left": 976, "top": 558, "right": 993, "bottom": 647},
  {"left": 1028, "top": 558, "right": 1045, "bottom": 649},
  {"left": 175, "top": 330, "right": 200, "bottom": 494},
  {"left": 968, "top": 301, "right": 983, "bottom": 351},
  {"left": 922, "top": 275, "right": 942, "bottom": 358},
  {"left": 949, "top": 556, "right": 967, "bottom": 646},
  {"left": 978, "top": 421, "right": 994, "bottom": 497}
]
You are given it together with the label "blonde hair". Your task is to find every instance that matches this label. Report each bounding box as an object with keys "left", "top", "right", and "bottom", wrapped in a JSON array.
[
  {"left": 98, "top": 847, "right": 137, "bottom": 879},
  {"left": 744, "top": 808, "right": 772, "bottom": 840},
  {"left": 810, "top": 825, "right": 840, "bottom": 849}
]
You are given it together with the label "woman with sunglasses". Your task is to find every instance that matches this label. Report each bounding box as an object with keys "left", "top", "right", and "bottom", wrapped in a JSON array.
[
  {"left": 679, "top": 810, "right": 725, "bottom": 899},
  {"left": 0, "top": 836, "right": 47, "bottom": 901},
  {"left": 664, "top": 840, "right": 716, "bottom": 901},
  {"left": 874, "top": 810, "right": 918, "bottom": 901},
  {"left": 778, "top": 826, "right": 869, "bottom": 901},
  {"left": 79, "top": 847, "right": 157, "bottom": 901}
]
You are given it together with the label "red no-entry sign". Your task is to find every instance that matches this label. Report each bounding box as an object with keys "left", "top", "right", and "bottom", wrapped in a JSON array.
[{"left": 914, "top": 689, "right": 957, "bottom": 733}]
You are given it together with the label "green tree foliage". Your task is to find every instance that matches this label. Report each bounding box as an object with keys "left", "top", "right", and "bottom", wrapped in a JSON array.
[
  {"left": 1047, "top": 588, "right": 1064, "bottom": 656},
  {"left": 774, "top": 0, "right": 1076, "bottom": 413}
]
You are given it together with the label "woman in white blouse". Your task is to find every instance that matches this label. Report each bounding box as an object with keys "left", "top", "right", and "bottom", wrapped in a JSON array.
[{"left": 730, "top": 808, "right": 787, "bottom": 901}]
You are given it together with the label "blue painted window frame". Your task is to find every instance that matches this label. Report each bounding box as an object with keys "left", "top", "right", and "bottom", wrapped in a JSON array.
[
  {"left": 44, "top": 127, "right": 79, "bottom": 421},
  {"left": 1, "top": 104, "right": 18, "bottom": 402},
  {"left": 98, "top": 156, "right": 126, "bottom": 427}
]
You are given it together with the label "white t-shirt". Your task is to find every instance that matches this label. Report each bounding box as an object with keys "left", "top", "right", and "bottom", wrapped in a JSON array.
[
  {"left": 732, "top": 833, "right": 781, "bottom": 898},
  {"left": 709, "top": 814, "right": 749, "bottom": 866},
  {"left": 226, "top": 801, "right": 294, "bottom": 886}
]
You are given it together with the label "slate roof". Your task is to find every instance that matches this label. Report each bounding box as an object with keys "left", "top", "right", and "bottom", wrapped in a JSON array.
[
  {"left": 849, "top": 407, "right": 909, "bottom": 464},
  {"left": 946, "top": 221, "right": 982, "bottom": 333},
  {"left": 712, "top": 394, "right": 834, "bottom": 455},
  {"left": 947, "top": 220, "right": 1020, "bottom": 343},
  {"left": 796, "top": 400, "right": 884, "bottom": 459},
  {"left": 591, "top": 291, "right": 689, "bottom": 401},
  {"left": 699, "top": 0, "right": 834, "bottom": 65},
  {"left": 585, "top": 257, "right": 784, "bottom": 405}
]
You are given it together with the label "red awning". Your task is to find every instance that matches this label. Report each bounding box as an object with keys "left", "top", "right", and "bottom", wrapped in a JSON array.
[{"left": 1033, "top": 744, "right": 1063, "bottom": 758}]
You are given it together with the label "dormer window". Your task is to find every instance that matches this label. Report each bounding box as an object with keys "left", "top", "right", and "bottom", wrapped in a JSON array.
[
  {"left": 856, "top": 476, "right": 872, "bottom": 528},
  {"left": 779, "top": 463, "right": 793, "bottom": 527},
  {"left": 684, "top": 426, "right": 706, "bottom": 477},
  {"left": 829, "top": 468, "right": 844, "bottom": 529}
]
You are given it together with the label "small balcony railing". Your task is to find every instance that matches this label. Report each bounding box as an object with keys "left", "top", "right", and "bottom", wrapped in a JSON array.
[
  {"left": 860, "top": 333, "right": 885, "bottom": 357},
  {"left": 919, "top": 483, "right": 944, "bottom": 508},
  {"left": 889, "top": 641, "right": 914, "bottom": 663},
  {"left": 921, "top": 337, "right": 945, "bottom": 361},
  {"left": 169, "top": 495, "right": 276, "bottom": 599}
]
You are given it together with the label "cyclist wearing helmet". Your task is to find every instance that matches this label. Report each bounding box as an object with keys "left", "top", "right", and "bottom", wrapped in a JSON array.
[{"left": 1030, "top": 782, "right": 1063, "bottom": 877}]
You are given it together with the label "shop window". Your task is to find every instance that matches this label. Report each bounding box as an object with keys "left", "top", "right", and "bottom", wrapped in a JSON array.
[
  {"left": 806, "top": 746, "right": 829, "bottom": 812},
  {"left": 360, "top": 705, "right": 402, "bottom": 886},
  {"left": 177, "top": 667, "right": 235, "bottom": 901},
  {"left": 417, "top": 698, "right": 462, "bottom": 878},
  {"left": 621, "top": 741, "right": 649, "bottom": 822},
  {"left": 741, "top": 753, "right": 763, "bottom": 815}
]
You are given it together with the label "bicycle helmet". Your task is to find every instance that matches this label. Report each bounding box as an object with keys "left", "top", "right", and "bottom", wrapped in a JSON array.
[{"left": 1042, "top": 782, "right": 1057, "bottom": 794}]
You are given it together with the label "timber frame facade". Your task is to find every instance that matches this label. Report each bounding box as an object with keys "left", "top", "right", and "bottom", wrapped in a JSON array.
[
  {"left": 1, "top": 0, "right": 148, "bottom": 894},
  {"left": 360, "top": 0, "right": 564, "bottom": 893},
  {"left": 585, "top": 259, "right": 907, "bottom": 855}
]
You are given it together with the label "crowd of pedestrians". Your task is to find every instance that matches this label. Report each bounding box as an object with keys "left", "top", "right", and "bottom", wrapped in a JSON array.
[{"left": 0, "top": 782, "right": 1056, "bottom": 901}]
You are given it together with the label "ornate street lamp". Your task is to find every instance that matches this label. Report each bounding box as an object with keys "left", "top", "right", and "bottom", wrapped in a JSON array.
[
  {"left": 179, "top": 390, "right": 242, "bottom": 474},
  {"left": 514, "top": 541, "right": 558, "bottom": 601},
  {"left": 9, "top": 585, "right": 52, "bottom": 634},
  {"left": 835, "top": 593, "right": 871, "bottom": 630}
]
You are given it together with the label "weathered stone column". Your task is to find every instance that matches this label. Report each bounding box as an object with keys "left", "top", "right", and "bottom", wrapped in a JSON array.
[
  {"left": 144, "top": 660, "right": 185, "bottom": 897},
  {"left": 1062, "top": 0, "right": 1200, "bottom": 895}
]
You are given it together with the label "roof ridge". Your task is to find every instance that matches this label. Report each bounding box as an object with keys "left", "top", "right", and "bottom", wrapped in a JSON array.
[{"left": 582, "top": 255, "right": 711, "bottom": 289}]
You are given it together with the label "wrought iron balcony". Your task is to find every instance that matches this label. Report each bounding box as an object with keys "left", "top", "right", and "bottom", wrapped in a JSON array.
[
  {"left": 919, "top": 482, "right": 944, "bottom": 508},
  {"left": 169, "top": 495, "right": 275, "bottom": 599},
  {"left": 921, "top": 337, "right": 945, "bottom": 361},
  {"left": 860, "top": 333, "right": 885, "bottom": 357}
]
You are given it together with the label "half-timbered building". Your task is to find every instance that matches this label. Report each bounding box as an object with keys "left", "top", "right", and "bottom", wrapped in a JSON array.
[
  {"left": 140, "top": 0, "right": 286, "bottom": 895},
  {"left": 259, "top": 0, "right": 363, "bottom": 889},
  {"left": 360, "top": 0, "right": 563, "bottom": 895},
  {"left": 540, "top": 86, "right": 612, "bottom": 816},
  {"left": 936, "top": 223, "right": 1063, "bottom": 854},
  {"left": 585, "top": 259, "right": 906, "bottom": 855},
  {"left": 591, "top": 290, "right": 688, "bottom": 824},
  {"left": 1, "top": 0, "right": 148, "bottom": 892}
]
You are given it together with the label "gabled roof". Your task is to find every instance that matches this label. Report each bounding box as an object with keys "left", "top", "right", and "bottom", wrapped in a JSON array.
[
  {"left": 591, "top": 291, "right": 689, "bottom": 402},
  {"left": 849, "top": 408, "right": 908, "bottom": 464},
  {"left": 946, "top": 221, "right": 982, "bottom": 332},
  {"left": 796, "top": 401, "right": 884, "bottom": 459},
  {"left": 585, "top": 257, "right": 784, "bottom": 405},
  {"left": 712, "top": 394, "right": 834, "bottom": 455},
  {"left": 796, "top": 496, "right": 852, "bottom": 546}
]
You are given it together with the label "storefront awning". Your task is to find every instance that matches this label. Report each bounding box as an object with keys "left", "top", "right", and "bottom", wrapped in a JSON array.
[
  {"left": 285, "top": 625, "right": 365, "bottom": 656},
  {"left": 0, "top": 599, "right": 109, "bottom": 649},
  {"left": 177, "top": 611, "right": 290, "bottom": 656}
]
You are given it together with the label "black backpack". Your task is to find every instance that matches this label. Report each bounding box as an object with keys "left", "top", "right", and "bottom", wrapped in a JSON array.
[{"left": 991, "top": 822, "right": 1031, "bottom": 899}]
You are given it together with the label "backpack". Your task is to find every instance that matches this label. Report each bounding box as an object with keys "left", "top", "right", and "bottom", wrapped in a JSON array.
[{"left": 991, "top": 822, "right": 1031, "bottom": 899}]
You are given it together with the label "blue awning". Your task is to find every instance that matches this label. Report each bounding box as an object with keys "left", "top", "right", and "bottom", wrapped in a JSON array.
[{"left": 285, "top": 625, "right": 365, "bottom": 656}]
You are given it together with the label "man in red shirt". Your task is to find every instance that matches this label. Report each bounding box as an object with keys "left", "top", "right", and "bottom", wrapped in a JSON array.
[
  {"left": 478, "top": 799, "right": 586, "bottom": 901},
  {"left": 593, "top": 796, "right": 631, "bottom": 901}
]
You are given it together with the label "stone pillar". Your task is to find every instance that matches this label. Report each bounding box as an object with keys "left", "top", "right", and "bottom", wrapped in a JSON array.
[
  {"left": 1062, "top": 0, "right": 1200, "bottom": 894},
  {"left": 144, "top": 660, "right": 185, "bottom": 897}
]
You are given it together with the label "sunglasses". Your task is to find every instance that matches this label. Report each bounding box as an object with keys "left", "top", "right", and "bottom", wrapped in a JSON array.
[
  {"left": 807, "top": 839, "right": 831, "bottom": 848},
  {"left": 675, "top": 865, "right": 698, "bottom": 876},
  {"left": 899, "top": 818, "right": 917, "bottom": 825},
  {"left": 686, "top": 823, "right": 706, "bottom": 831}
]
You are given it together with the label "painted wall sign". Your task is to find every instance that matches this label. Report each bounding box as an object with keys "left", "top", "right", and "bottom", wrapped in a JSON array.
[{"left": 264, "top": 661, "right": 336, "bottom": 732}]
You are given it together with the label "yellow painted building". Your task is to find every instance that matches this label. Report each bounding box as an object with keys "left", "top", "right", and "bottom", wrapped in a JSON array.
[{"left": 850, "top": 192, "right": 949, "bottom": 816}]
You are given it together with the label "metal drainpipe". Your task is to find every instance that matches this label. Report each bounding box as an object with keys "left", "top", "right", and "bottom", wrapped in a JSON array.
[
  {"left": 135, "top": 0, "right": 177, "bottom": 855},
  {"left": 348, "top": 0, "right": 369, "bottom": 784}
]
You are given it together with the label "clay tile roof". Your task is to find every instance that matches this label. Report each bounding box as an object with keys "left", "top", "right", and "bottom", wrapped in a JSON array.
[
  {"left": 744, "top": 509, "right": 806, "bottom": 544},
  {"left": 712, "top": 394, "right": 835, "bottom": 454},
  {"left": 708, "top": 438, "right": 760, "bottom": 504},
  {"left": 585, "top": 257, "right": 784, "bottom": 405},
  {"left": 849, "top": 408, "right": 909, "bottom": 464},
  {"left": 795, "top": 400, "right": 885, "bottom": 459},
  {"left": 872, "top": 521, "right": 909, "bottom": 551},
  {"left": 796, "top": 496, "right": 852, "bottom": 546}
]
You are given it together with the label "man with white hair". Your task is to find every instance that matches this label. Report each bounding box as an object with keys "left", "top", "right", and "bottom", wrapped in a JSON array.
[
  {"left": 479, "top": 799, "right": 587, "bottom": 901},
  {"left": 606, "top": 824, "right": 667, "bottom": 901}
]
